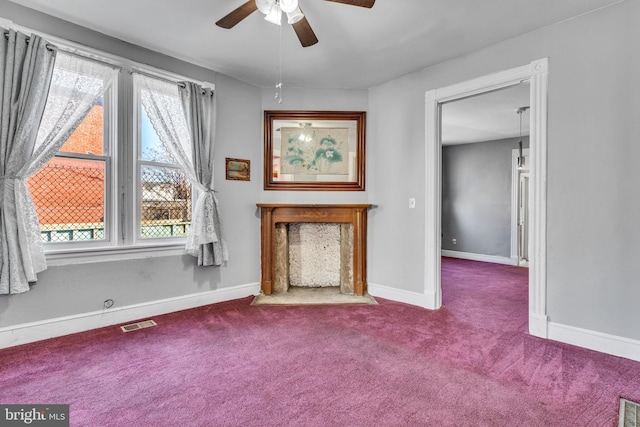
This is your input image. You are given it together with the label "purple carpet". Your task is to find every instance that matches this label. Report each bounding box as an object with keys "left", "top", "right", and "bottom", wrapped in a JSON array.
[{"left": 1, "top": 257, "right": 639, "bottom": 426}]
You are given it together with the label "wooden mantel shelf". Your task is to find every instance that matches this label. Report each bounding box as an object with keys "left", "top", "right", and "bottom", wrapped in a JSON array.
[{"left": 257, "top": 204, "right": 372, "bottom": 296}]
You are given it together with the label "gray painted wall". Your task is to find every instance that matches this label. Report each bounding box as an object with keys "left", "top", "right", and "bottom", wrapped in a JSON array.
[
  {"left": 368, "top": 0, "right": 640, "bottom": 340},
  {"left": 0, "top": 1, "right": 263, "bottom": 327},
  {"left": 2, "top": 0, "right": 640, "bottom": 347},
  {"left": 441, "top": 137, "right": 528, "bottom": 257},
  {"left": 0, "top": 2, "right": 370, "bottom": 329}
]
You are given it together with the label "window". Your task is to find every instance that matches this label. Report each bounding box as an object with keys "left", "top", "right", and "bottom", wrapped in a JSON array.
[
  {"left": 26, "top": 47, "right": 196, "bottom": 262},
  {"left": 28, "top": 76, "right": 116, "bottom": 247},
  {"left": 134, "top": 76, "right": 192, "bottom": 242},
  {"left": 137, "top": 107, "right": 192, "bottom": 240}
]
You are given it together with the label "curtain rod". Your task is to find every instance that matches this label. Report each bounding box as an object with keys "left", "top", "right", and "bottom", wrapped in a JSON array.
[
  {"left": 131, "top": 69, "right": 215, "bottom": 95},
  {"left": 130, "top": 69, "right": 187, "bottom": 89},
  {"left": 4, "top": 30, "right": 53, "bottom": 51},
  {"left": 4, "top": 30, "right": 213, "bottom": 93},
  {"left": 51, "top": 45, "right": 123, "bottom": 72},
  {"left": 3, "top": 30, "right": 122, "bottom": 72}
]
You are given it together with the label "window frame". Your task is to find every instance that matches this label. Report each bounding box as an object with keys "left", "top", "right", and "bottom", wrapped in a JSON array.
[
  {"left": 132, "top": 74, "right": 195, "bottom": 247},
  {"left": 34, "top": 71, "right": 118, "bottom": 253},
  {"left": 22, "top": 32, "right": 211, "bottom": 266}
]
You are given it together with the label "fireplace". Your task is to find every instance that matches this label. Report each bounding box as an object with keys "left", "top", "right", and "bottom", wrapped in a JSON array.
[{"left": 257, "top": 204, "right": 371, "bottom": 296}]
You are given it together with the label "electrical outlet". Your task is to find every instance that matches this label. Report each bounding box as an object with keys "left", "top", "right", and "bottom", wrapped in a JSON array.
[
  {"left": 409, "top": 198, "right": 416, "bottom": 209},
  {"left": 452, "top": 238, "right": 457, "bottom": 245}
]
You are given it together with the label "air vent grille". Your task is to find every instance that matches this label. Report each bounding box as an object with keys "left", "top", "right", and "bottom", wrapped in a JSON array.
[{"left": 120, "top": 320, "right": 157, "bottom": 332}]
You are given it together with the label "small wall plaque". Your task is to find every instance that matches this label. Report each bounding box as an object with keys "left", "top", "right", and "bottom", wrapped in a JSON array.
[{"left": 225, "top": 158, "right": 250, "bottom": 181}]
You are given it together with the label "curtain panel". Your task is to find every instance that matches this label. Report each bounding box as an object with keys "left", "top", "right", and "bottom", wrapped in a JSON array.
[
  {"left": 0, "top": 32, "right": 118, "bottom": 294},
  {"left": 0, "top": 30, "right": 56, "bottom": 294},
  {"left": 135, "top": 74, "right": 227, "bottom": 266}
]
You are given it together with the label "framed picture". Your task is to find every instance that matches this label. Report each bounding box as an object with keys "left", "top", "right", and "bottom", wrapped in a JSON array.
[
  {"left": 225, "top": 158, "right": 250, "bottom": 181},
  {"left": 264, "top": 110, "right": 366, "bottom": 191}
]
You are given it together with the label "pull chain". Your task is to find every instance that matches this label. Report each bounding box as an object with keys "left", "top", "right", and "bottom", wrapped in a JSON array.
[{"left": 275, "top": 18, "right": 283, "bottom": 104}]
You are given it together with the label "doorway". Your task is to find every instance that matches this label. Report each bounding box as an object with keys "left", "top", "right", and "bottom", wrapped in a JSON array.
[
  {"left": 424, "top": 59, "right": 549, "bottom": 338},
  {"left": 440, "top": 83, "right": 530, "bottom": 266}
]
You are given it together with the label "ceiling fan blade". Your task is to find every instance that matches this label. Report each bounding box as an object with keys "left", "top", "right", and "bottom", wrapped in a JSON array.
[
  {"left": 215, "top": 0, "right": 259, "bottom": 29},
  {"left": 292, "top": 16, "right": 319, "bottom": 47},
  {"left": 323, "top": 0, "right": 375, "bottom": 8}
]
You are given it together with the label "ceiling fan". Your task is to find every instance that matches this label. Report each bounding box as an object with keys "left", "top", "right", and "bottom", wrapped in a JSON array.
[{"left": 215, "top": 0, "right": 376, "bottom": 48}]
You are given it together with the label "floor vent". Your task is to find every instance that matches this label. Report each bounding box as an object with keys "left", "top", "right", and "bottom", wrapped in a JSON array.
[
  {"left": 619, "top": 398, "right": 640, "bottom": 427},
  {"left": 120, "top": 320, "right": 157, "bottom": 332}
]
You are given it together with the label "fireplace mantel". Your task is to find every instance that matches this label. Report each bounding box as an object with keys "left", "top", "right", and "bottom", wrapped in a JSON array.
[{"left": 257, "top": 204, "right": 372, "bottom": 296}]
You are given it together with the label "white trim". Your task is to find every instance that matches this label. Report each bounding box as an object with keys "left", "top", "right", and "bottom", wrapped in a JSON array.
[
  {"left": 45, "top": 244, "right": 187, "bottom": 266},
  {"left": 367, "top": 283, "right": 431, "bottom": 309},
  {"left": 434, "top": 64, "right": 532, "bottom": 103},
  {"left": 528, "top": 58, "right": 549, "bottom": 339},
  {"left": 510, "top": 148, "right": 530, "bottom": 263},
  {"left": 0, "top": 282, "right": 260, "bottom": 349},
  {"left": 372, "top": 281, "right": 640, "bottom": 363},
  {"left": 548, "top": 321, "right": 640, "bottom": 363},
  {"left": 441, "top": 250, "right": 516, "bottom": 266},
  {"left": 0, "top": 17, "right": 13, "bottom": 29},
  {"left": 529, "top": 312, "right": 548, "bottom": 337},
  {"left": 425, "top": 58, "right": 549, "bottom": 338},
  {"left": 424, "top": 90, "right": 442, "bottom": 310}
]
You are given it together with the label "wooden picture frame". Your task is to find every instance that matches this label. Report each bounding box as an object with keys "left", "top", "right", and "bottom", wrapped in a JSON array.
[
  {"left": 225, "top": 158, "right": 250, "bottom": 181},
  {"left": 264, "top": 110, "right": 366, "bottom": 191}
]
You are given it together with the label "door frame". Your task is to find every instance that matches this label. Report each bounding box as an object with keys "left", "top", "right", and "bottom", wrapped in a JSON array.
[
  {"left": 424, "top": 58, "right": 549, "bottom": 338},
  {"left": 511, "top": 148, "right": 530, "bottom": 265}
]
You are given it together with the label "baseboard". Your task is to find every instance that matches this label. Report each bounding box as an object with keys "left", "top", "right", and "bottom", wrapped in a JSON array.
[
  {"left": 441, "top": 250, "right": 516, "bottom": 266},
  {"left": 368, "top": 283, "right": 432, "bottom": 309},
  {"left": 548, "top": 321, "right": 640, "bottom": 363},
  {"left": 0, "top": 282, "right": 261, "bottom": 349},
  {"left": 369, "top": 282, "right": 640, "bottom": 362},
  {"left": 529, "top": 312, "right": 549, "bottom": 338},
  {"left": 8, "top": 281, "right": 637, "bottom": 363}
]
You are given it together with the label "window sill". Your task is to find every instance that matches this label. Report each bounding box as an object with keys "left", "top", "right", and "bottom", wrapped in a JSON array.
[{"left": 45, "top": 243, "right": 188, "bottom": 267}]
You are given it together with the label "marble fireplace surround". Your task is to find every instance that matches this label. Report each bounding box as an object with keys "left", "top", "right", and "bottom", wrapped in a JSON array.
[{"left": 257, "top": 204, "right": 371, "bottom": 296}]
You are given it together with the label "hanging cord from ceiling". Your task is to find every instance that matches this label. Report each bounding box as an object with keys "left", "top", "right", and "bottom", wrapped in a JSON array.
[{"left": 275, "top": 21, "right": 284, "bottom": 104}]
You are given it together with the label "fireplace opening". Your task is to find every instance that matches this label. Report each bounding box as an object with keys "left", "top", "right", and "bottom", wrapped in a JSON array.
[
  {"left": 274, "top": 222, "right": 354, "bottom": 295},
  {"left": 289, "top": 223, "right": 341, "bottom": 288}
]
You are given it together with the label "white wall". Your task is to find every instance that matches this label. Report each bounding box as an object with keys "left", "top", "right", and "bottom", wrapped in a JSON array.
[{"left": 368, "top": 0, "right": 640, "bottom": 341}]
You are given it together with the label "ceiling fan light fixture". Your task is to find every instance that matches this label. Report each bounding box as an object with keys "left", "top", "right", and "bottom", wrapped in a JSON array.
[
  {"left": 279, "top": 0, "right": 299, "bottom": 14},
  {"left": 264, "top": 6, "right": 282, "bottom": 25},
  {"left": 286, "top": 7, "right": 304, "bottom": 24},
  {"left": 256, "top": 0, "right": 276, "bottom": 14}
]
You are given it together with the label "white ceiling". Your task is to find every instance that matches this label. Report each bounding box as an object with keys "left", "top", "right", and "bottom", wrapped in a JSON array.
[
  {"left": 6, "top": 0, "right": 622, "bottom": 89},
  {"left": 441, "top": 83, "right": 530, "bottom": 145}
]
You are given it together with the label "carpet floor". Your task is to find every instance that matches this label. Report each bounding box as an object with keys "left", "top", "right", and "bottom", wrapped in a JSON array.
[{"left": 1, "top": 257, "right": 639, "bottom": 426}]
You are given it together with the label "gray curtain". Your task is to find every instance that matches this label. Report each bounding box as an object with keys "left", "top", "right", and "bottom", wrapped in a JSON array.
[
  {"left": 0, "top": 30, "right": 56, "bottom": 294},
  {"left": 135, "top": 74, "right": 227, "bottom": 267},
  {"left": 179, "top": 82, "right": 227, "bottom": 266}
]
